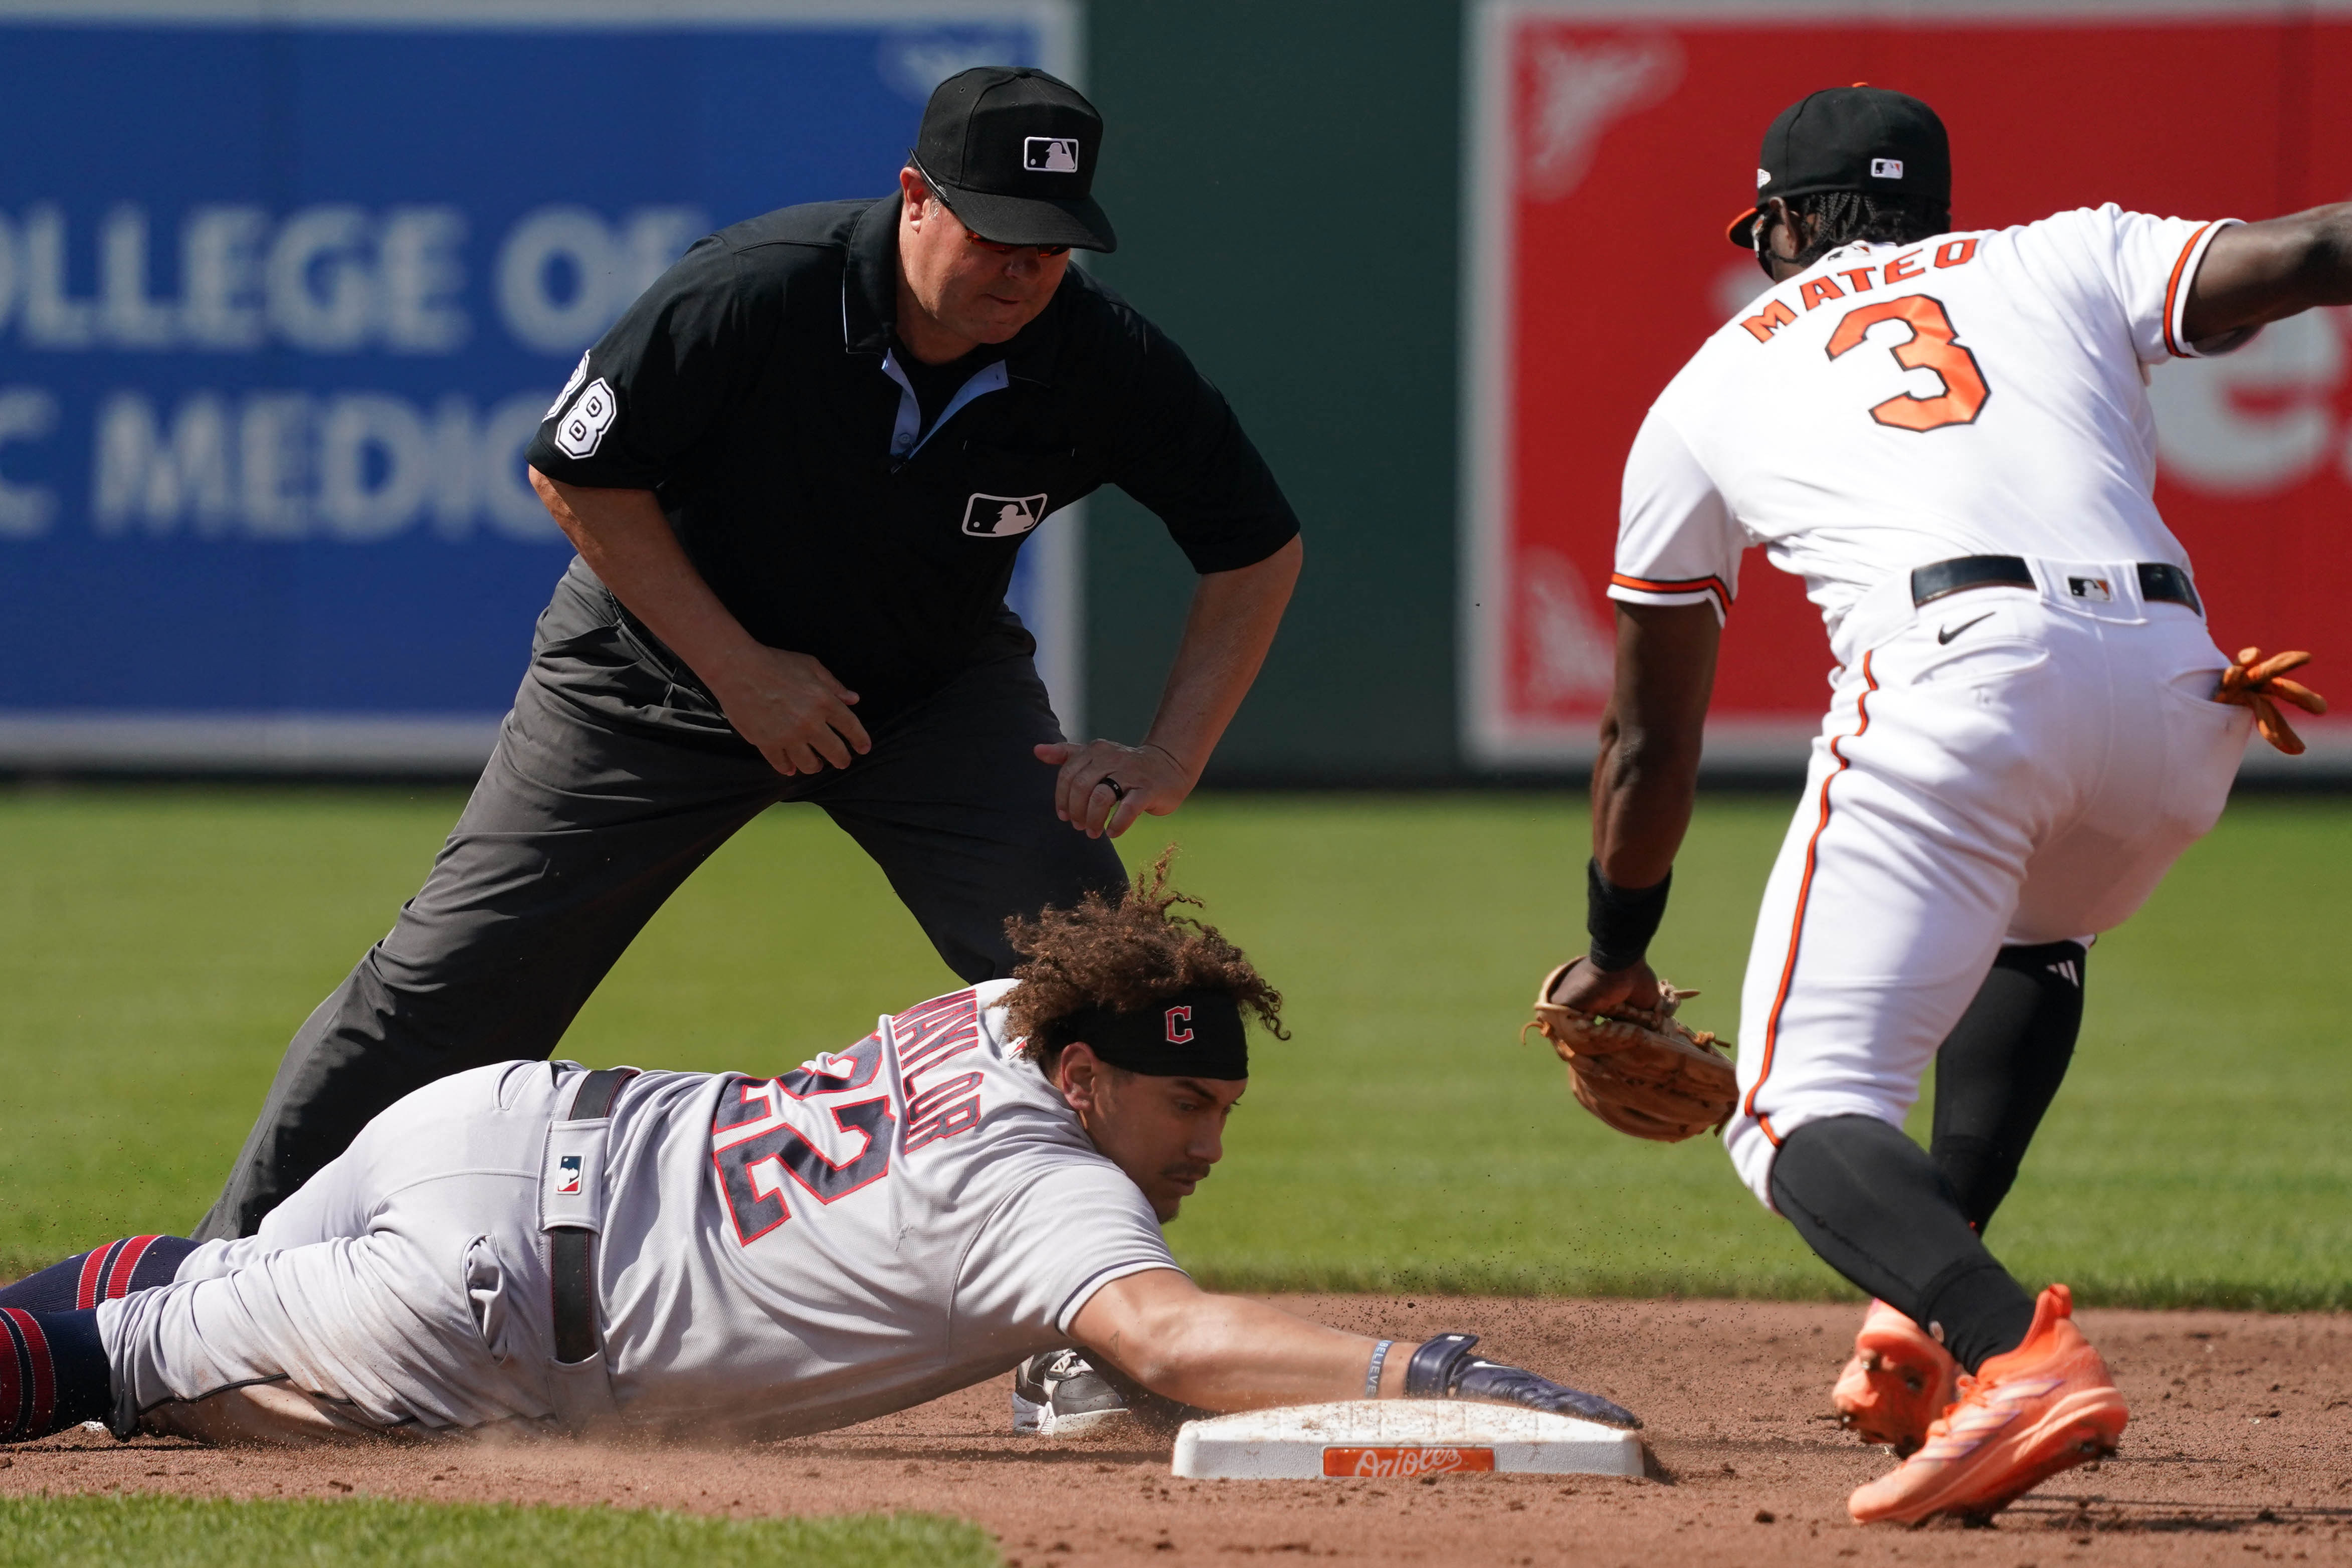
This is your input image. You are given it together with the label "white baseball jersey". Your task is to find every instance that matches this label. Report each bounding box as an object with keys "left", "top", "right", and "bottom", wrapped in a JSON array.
[
  {"left": 1583, "top": 205, "right": 2262, "bottom": 1208},
  {"left": 104, "top": 979, "right": 1181, "bottom": 1442},
  {"left": 1611, "top": 205, "right": 2240, "bottom": 652}
]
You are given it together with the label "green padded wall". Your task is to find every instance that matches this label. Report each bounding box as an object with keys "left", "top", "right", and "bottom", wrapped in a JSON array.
[{"left": 1084, "top": 0, "right": 1466, "bottom": 781}]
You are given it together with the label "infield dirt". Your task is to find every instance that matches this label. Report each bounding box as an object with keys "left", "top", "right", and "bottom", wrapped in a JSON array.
[{"left": 7, "top": 1294, "right": 2350, "bottom": 1565}]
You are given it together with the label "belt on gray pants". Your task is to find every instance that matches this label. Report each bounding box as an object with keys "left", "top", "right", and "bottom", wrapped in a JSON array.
[
  {"left": 1908, "top": 554, "right": 2201, "bottom": 615},
  {"left": 551, "top": 1067, "right": 637, "bottom": 1366}
]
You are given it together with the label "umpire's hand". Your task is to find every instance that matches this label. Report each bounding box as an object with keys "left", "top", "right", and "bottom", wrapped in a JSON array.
[
  {"left": 1035, "top": 739, "right": 1193, "bottom": 839},
  {"left": 709, "top": 645, "right": 873, "bottom": 776}
]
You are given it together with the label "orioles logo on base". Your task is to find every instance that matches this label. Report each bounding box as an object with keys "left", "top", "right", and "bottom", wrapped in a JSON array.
[{"left": 1321, "top": 1446, "right": 1495, "bottom": 1478}]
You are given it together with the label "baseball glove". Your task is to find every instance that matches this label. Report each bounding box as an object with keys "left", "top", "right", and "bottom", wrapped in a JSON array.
[
  {"left": 2217, "top": 647, "right": 2327, "bottom": 755},
  {"left": 1522, "top": 961, "right": 1738, "bottom": 1143}
]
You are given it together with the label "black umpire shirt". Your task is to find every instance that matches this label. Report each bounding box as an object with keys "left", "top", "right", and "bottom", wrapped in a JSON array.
[{"left": 525, "top": 195, "right": 1301, "bottom": 725}]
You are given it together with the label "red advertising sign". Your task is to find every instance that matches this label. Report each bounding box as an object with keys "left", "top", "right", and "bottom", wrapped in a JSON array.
[{"left": 1464, "top": 2, "right": 2352, "bottom": 767}]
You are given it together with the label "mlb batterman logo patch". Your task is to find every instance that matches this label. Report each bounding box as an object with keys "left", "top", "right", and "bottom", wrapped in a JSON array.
[
  {"left": 961, "top": 492, "right": 1047, "bottom": 538},
  {"left": 1024, "top": 136, "right": 1080, "bottom": 173},
  {"left": 555, "top": 1154, "right": 583, "bottom": 1196}
]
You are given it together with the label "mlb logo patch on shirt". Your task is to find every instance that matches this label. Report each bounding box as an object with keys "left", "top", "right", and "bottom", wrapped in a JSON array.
[
  {"left": 1024, "top": 136, "right": 1080, "bottom": 173},
  {"left": 962, "top": 492, "right": 1047, "bottom": 538},
  {"left": 2068, "top": 576, "right": 2114, "bottom": 602},
  {"left": 555, "top": 1154, "right": 583, "bottom": 1196}
]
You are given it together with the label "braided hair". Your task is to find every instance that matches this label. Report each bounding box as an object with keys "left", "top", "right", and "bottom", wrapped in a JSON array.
[{"left": 1772, "top": 188, "right": 1951, "bottom": 268}]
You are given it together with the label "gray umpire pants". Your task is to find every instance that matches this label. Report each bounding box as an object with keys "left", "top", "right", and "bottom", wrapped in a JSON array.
[{"left": 194, "top": 561, "right": 1125, "bottom": 1242}]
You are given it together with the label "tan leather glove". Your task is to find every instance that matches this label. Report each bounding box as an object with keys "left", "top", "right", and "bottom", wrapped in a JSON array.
[{"left": 1524, "top": 961, "right": 1738, "bottom": 1143}]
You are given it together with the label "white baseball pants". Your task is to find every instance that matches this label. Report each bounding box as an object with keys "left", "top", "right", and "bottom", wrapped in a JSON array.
[
  {"left": 99, "top": 1062, "right": 603, "bottom": 1443},
  {"left": 1723, "top": 560, "right": 2251, "bottom": 1207}
]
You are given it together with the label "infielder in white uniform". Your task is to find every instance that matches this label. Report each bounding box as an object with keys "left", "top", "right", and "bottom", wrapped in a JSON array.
[
  {"left": 1543, "top": 86, "right": 2338, "bottom": 1525},
  {"left": 0, "top": 863, "right": 1635, "bottom": 1447}
]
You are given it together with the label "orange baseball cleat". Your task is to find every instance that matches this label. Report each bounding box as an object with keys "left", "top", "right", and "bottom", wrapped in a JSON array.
[
  {"left": 1832, "top": 1299, "right": 1959, "bottom": 1457},
  {"left": 1847, "top": 1284, "right": 2126, "bottom": 1526}
]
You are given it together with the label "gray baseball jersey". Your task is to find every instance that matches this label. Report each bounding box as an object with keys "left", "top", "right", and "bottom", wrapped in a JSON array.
[
  {"left": 103, "top": 979, "right": 1179, "bottom": 1442},
  {"left": 597, "top": 977, "right": 1178, "bottom": 1434}
]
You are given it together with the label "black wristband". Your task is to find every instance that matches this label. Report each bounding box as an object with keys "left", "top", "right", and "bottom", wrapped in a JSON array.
[
  {"left": 1402, "top": 1332, "right": 1480, "bottom": 1398},
  {"left": 1586, "top": 859, "right": 1671, "bottom": 973}
]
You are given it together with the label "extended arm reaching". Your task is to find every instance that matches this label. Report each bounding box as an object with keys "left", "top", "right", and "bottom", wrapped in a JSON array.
[{"left": 1070, "top": 1268, "right": 1637, "bottom": 1425}]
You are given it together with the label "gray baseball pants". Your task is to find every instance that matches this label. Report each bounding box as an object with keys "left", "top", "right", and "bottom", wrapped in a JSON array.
[{"left": 194, "top": 562, "right": 1124, "bottom": 1241}]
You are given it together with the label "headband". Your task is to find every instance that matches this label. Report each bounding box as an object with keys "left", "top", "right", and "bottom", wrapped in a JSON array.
[{"left": 1049, "top": 990, "right": 1249, "bottom": 1080}]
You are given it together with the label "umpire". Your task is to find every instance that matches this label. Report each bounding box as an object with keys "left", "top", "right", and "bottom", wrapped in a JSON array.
[{"left": 194, "top": 67, "right": 1303, "bottom": 1241}]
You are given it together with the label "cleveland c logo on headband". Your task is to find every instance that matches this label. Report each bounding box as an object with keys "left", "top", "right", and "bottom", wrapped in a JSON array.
[{"left": 1058, "top": 991, "right": 1249, "bottom": 1079}]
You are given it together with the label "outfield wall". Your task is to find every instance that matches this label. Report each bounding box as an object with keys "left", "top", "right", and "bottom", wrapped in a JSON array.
[
  {"left": 2, "top": 0, "right": 2345, "bottom": 780},
  {"left": 1087, "top": 0, "right": 2352, "bottom": 783}
]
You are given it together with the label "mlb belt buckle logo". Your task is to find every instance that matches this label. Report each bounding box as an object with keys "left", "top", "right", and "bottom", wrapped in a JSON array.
[
  {"left": 555, "top": 1154, "right": 583, "bottom": 1197},
  {"left": 1321, "top": 1446, "right": 1495, "bottom": 1478},
  {"left": 961, "top": 492, "right": 1047, "bottom": 538},
  {"left": 2068, "top": 576, "right": 2115, "bottom": 602},
  {"left": 1023, "top": 136, "right": 1080, "bottom": 173}
]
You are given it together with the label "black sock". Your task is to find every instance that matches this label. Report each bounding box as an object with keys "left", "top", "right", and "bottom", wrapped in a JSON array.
[
  {"left": 0, "top": 1307, "right": 114, "bottom": 1439},
  {"left": 1931, "top": 942, "right": 2086, "bottom": 1232},
  {"left": 1771, "top": 1115, "right": 2037, "bottom": 1373},
  {"left": 0, "top": 1236, "right": 199, "bottom": 1314}
]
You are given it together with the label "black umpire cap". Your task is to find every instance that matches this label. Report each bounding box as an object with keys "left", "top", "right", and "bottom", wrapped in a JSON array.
[
  {"left": 1726, "top": 85, "right": 1950, "bottom": 250},
  {"left": 912, "top": 66, "right": 1117, "bottom": 253}
]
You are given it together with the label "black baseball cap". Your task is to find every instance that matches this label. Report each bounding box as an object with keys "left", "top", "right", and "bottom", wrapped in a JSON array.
[
  {"left": 1725, "top": 85, "right": 1950, "bottom": 249},
  {"left": 911, "top": 66, "right": 1116, "bottom": 253}
]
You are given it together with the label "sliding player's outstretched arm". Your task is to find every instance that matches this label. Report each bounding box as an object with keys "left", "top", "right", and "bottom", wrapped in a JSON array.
[
  {"left": 2184, "top": 202, "right": 2352, "bottom": 341},
  {"left": 1070, "top": 1267, "right": 1638, "bottom": 1425}
]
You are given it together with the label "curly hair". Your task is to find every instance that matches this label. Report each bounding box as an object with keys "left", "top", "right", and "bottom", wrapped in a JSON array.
[
  {"left": 1773, "top": 188, "right": 1952, "bottom": 268},
  {"left": 1002, "top": 847, "right": 1287, "bottom": 1067}
]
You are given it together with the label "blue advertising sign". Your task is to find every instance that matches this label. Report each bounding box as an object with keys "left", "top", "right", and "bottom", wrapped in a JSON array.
[{"left": 0, "top": 0, "right": 1081, "bottom": 769}]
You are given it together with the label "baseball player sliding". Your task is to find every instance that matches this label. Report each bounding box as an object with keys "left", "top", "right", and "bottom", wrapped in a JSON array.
[
  {"left": 1533, "top": 86, "right": 2339, "bottom": 1525},
  {"left": 0, "top": 862, "right": 1634, "bottom": 1448}
]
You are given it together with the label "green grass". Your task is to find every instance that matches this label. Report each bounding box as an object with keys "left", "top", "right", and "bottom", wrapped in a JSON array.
[
  {"left": 2, "top": 785, "right": 2348, "bottom": 1308},
  {"left": 0, "top": 1496, "right": 997, "bottom": 1566}
]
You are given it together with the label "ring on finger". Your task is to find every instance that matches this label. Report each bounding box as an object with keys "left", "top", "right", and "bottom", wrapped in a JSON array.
[{"left": 1099, "top": 776, "right": 1129, "bottom": 802}]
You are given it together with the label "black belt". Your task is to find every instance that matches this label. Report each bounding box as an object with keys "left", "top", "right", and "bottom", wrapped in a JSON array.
[
  {"left": 550, "top": 1067, "right": 636, "bottom": 1366},
  {"left": 1908, "top": 554, "right": 2200, "bottom": 615}
]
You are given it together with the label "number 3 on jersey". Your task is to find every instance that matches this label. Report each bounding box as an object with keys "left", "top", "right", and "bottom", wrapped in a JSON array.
[{"left": 1826, "top": 294, "right": 1990, "bottom": 432}]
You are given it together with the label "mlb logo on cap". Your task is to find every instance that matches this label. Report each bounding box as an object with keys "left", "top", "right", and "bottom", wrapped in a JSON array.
[
  {"left": 1871, "top": 157, "right": 1905, "bottom": 179},
  {"left": 1024, "top": 136, "right": 1080, "bottom": 173},
  {"left": 555, "top": 1154, "right": 583, "bottom": 1196}
]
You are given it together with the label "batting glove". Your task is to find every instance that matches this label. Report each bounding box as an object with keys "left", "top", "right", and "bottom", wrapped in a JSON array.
[{"left": 1403, "top": 1332, "right": 1641, "bottom": 1428}]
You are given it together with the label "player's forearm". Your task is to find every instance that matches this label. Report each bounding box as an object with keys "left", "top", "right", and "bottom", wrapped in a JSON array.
[
  {"left": 1082, "top": 1287, "right": 1409, "bottom": 1412},
  {"left": 1136, "top": 536, "right": 1302, "bottom": 778},
  {"left": 1592, "top": 726, "right": 1700, "bottom": 889},
  {"left": 1591, "top": 603, "right": 1719, "bottom": 888},
  {"left": 2184, "top": 202, "right": 2352, "bottom": 339},
  {"left": 528, "top": 469, "right": 767, "bottom": 685}
]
